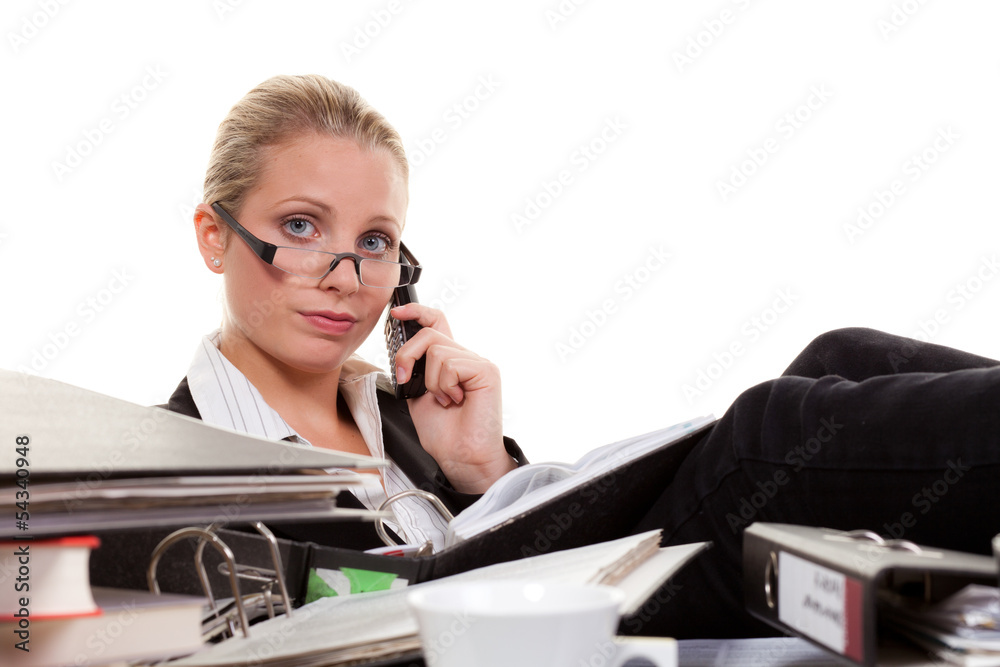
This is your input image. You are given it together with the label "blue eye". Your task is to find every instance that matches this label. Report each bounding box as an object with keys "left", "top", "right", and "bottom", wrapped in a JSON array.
[
  {"left": 283, "top": 218, "right": 316, "bottom": 238},
  {"left": 360, "top": 235, "right": 390, "bottom": 256}
]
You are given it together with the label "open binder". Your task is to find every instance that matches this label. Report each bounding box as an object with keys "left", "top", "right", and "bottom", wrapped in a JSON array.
[
  {"left": 744, "top": 522, "right": 998, "bottom": 666},
  {"left": 6, "top": 370, "right": 715, "bottom": 660},
  {"left": 92, "top": 419, "right": 715, "bottom": 610},
  {"left": 163, "top": 530, "right": 708, "bottom": 667}
]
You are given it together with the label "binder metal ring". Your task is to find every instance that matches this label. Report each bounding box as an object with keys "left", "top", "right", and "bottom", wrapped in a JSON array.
[
  {"left": 764, "top": 550, "right": 779, "bottom": 609},
  {"left": 375, "top": 489, "right": 455, "bottom": 548},
  {"left": 841, "top": 529, "right": 922, "bottom": 554},
  {"left": 209, "top": 521, "right": 295, "bottom": 619},
  {"left": 148, "top": 526, "right": 252, "bottom": 638},
  {"left": 842, "top": 529, "right": 885, "bottom": 545}
]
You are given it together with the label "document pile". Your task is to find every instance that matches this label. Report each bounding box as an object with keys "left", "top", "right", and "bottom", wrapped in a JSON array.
[
  {"left": 883, "top": 584, "right": 1000, "bottom": 666},
  {"left": 0, "top": 370, "right": 386, "bottom": 536},
  {"left": 745, "top": 523, "right": 1000, "bottom": 666}
]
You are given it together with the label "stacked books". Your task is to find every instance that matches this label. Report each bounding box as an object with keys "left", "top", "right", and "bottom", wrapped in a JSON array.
[
  {"left": 0, "top": 370, "right": 393, "bottom": 665},
  {"left": 0, "top": 370, "right": 388, "bottom": 536},
  {"left": 0, "top": 536, "right": 204, "bottom": 666}
]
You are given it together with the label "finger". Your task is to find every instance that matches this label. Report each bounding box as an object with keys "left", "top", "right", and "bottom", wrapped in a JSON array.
[
  {"left": 393, "top": 326, "right": 464, "bottom": 386},
  {"left": 396, "top": 327, "right": 465, "bottom": 382},
  {"left": 389, "top": 302, "right": 454, "bottom": 339},
  {"left": 424, "top": 347, "right": 497, "bottom": 406},
  {"left": 423, "top": 345, "right": 482, "bottom": 405}
]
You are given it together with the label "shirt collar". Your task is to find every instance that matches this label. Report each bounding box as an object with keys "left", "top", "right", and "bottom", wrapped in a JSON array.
[
  {"left": 184, "top": 329, "right": 392, "bottom": 448},
  {"left": 183, "top": 329, "right": 450, "bottom": 549}
]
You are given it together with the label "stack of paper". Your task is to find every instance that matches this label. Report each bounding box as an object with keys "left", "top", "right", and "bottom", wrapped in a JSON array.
[
  {"left": 883, "top": 585, "right": 1000, "bottom": 666},
  {"left": 0, "top": 587, "right": 206, "bottom": 667},
  {"left": 0, "top": 370, "right": 389, "bottom": 536}
]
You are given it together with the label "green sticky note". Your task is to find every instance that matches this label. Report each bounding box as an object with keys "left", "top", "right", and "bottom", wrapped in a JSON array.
[
  {"left": 304, "top": 567, "right": 402, "bottom": 604},
  {"left": 342, "top": 567, "right": 399, "bottom": 594},
  {"left": 305, "top": 568, "right": 340, "bottom": 604}
]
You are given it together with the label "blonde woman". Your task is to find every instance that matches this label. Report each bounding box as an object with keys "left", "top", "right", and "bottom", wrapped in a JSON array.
[
  {"left": 164, "top": 75, "right": 522, "bottom": 553},
  {"left": 161, "top": 75, "right": 1000, "bottom": 639}
]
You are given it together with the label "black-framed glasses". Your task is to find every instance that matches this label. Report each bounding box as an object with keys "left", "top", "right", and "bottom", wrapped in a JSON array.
[{"left": 211, "top": 202, "right": 421, "bottom": 288}]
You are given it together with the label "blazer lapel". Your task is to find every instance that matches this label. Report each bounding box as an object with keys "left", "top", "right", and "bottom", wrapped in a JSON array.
[{"left": 376, "top": 388, "right": 449, "bottom": 496}]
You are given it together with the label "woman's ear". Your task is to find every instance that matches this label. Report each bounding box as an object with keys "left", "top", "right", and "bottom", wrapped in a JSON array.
[{"left": 194, "top": 203, "right": 226, "bottom": 274}]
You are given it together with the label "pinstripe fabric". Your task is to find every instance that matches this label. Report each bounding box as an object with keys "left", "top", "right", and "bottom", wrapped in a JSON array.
[{"left": 185, "top": 330, "right": 451, "bottom": 550}]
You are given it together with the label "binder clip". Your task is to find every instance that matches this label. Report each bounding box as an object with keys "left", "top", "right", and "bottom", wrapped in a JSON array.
[{"left": 147, "top": 521, "right": 294, "bottom": 640}]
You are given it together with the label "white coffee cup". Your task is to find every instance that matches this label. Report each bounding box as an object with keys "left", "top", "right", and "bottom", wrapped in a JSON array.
[{"left": 407, "top": 580, "right": 676, "bottom": 667}]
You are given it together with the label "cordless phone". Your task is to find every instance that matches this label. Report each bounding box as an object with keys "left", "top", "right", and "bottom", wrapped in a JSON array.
[{"left": 385, "top": 247, "right": 427, "bottom": 400}]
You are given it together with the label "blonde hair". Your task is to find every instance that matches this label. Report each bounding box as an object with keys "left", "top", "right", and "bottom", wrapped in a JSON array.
[{"left": 203, "top": 74, "right": 408, "bottom": 216}]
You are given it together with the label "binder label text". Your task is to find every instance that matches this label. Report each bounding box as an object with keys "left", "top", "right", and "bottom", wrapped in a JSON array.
[{"left": 778, "top": 551, "right": 863, "bottom": 661}]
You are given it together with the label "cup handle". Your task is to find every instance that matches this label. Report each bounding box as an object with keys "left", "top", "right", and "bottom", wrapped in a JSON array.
[{"left": 611, "top": 636, "right": 678, "bottom": 667}]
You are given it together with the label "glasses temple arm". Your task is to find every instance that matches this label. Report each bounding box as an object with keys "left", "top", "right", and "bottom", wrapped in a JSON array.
[{"left": 211, "top": 202, "right": 278, "bottom": 264}]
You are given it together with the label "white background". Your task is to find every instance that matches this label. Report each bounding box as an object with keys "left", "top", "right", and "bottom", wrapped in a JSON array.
[{"left": 2, "top": 0, "right": 998, "bottom": 463}]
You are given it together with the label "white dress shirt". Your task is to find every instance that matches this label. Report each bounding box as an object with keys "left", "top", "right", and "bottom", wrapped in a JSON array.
[{"left": 183, "top": 329, "right": 451, "bottom": 550}]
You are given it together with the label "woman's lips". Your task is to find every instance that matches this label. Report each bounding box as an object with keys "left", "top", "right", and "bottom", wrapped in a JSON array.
[{"left": 300, "top": 311, "right": 357, "bottom": 335}]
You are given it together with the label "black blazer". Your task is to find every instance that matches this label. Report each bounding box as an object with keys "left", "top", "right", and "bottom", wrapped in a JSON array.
[{"left": 162, "top": 377, "right": 527, "bottom": 550}]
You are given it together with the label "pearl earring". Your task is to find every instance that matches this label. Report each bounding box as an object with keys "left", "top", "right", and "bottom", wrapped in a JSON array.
[{"left": 211, "top": 257, "right": 221, "bottom": 267}]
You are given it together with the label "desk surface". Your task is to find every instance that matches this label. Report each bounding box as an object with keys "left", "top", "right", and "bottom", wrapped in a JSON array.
[
  {"left": 365, "top": 637, "right": 948, "bottom": 667},
  {"left": 677, "top": 638, "right": 846, "bottom": 665}
]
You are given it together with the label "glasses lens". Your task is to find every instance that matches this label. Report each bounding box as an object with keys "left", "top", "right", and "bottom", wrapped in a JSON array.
[
  {"left": 270, "top": 248, "right": 413, "bottom": 287},
  {"left": 272, "top": 247, "right": 333, "bottom": 279},
  {"left": 359, "top": 258, "right": 406, "bottom": 288}
]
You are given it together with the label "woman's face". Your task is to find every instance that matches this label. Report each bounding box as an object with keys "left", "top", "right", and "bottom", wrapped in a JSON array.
[{"left": 214, "top": 133, "right": 408, "bottom": 375}]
